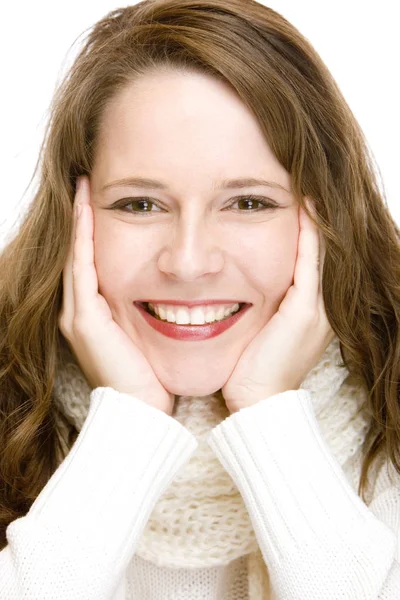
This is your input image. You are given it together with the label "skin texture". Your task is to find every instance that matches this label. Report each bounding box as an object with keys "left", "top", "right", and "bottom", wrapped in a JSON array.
[{"left": 89, "top": 70, "right": 300, "bottom": 398}]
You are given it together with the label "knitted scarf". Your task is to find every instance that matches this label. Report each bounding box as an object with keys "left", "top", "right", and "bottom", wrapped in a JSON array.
[{"left": 53, "top": 335, "right": 371, "bottom": 598}]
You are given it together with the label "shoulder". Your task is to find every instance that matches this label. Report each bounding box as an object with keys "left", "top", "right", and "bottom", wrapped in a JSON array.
[{"left": 343, "top": 447, "right": 400, "bottom": 507}]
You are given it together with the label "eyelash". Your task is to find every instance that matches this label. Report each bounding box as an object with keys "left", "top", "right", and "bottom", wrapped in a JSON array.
[{"left": 110, "top": 195, "right": 279, "bottom": 216}]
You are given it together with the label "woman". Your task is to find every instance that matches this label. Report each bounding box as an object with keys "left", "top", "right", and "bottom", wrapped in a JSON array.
[{"left": 0, "top": 0, "right": 399, "bottom": 598}]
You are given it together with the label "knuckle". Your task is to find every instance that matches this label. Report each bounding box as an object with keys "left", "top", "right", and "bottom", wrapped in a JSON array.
[
  {"left": 58, "top": 317, "right": 72, "bottom": 340},
  {"left": 58, "top": 312, "right": 67, "bottom": 331},
  {"left": 72, "top": 315, "right": 85, "bottom": 334},
  {"left": 72, "top": 315, "right": 92, "bottom": 339}
]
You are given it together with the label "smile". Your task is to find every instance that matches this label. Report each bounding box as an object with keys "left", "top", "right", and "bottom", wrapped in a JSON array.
[{"left": 134, "top": 302, "right": 252, "bottom": 341}]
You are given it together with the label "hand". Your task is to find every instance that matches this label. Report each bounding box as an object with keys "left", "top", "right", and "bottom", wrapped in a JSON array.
[
  {"left": 221, "top": 198, "right": 335, "bottom": 414},
  {"left": 58, "top": 175, "right": 175, "bottom": 416}
]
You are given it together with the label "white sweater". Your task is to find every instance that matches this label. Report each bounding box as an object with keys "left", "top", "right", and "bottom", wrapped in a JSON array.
[{"left": 0, "top": 385, "right": 399, "bottom": 599}]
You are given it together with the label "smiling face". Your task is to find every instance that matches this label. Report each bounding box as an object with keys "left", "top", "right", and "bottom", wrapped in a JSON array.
[{"left": 89, "top": 68, "right": 300, "bottom": 397}]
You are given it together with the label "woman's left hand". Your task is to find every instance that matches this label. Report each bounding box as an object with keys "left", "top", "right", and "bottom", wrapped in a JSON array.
[{"left": 221, "top": 198, "right": 336, "bottom": 414}]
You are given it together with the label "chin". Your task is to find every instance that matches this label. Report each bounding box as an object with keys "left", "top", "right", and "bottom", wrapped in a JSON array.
[
  {"left": 159, "top": 375, "right": 225, "bottom": 399},
  {"left": 150, "top": 356, "right": 235, "bottom": 399}
]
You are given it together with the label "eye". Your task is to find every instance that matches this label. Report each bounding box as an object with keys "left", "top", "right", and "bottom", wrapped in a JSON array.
[
  {"left": 108, "top": 194, "right": 279, "bottom": 216},
  {"left": 226, "top": 195, "right": 279, "bottom": 212},
  {"left": 111, "top": 197, "right": 161, "bottom": 215}
]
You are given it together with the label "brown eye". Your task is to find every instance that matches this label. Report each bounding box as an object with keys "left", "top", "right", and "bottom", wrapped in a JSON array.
[
  {"left": 111, "top": 197, "right": 162, "bottom": 215},
  {"left": 228, "top": 195, "right": 279, "bottom": 212},
  {"left": 109, "top": 194, "right": 279, "bottom": 216}
]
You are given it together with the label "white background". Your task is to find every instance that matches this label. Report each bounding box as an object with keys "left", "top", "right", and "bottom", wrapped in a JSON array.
[{"left": 0, "top": 0, "right": 398, "bottom": 247}]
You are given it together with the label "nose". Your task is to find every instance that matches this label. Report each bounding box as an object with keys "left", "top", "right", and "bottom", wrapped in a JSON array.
[{"left": 157, "top": 215, "right": 224, "bottom": 281}]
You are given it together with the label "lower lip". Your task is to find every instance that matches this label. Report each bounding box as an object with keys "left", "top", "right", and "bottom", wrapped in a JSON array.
[{"left": 134, "top": 302, "right": 252, "bottom": 340}]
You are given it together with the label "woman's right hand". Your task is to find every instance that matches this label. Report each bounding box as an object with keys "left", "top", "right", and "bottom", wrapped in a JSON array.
[{"left": 58, "top": 175, "right": 175, "bottom": 416}]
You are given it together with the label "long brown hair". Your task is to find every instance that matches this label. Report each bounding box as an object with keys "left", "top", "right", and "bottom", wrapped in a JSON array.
[{"left": 1, "top": 0, "right": 399, "bottom": 551}]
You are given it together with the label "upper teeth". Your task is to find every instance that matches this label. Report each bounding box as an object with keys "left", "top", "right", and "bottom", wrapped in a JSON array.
[{"left": 148, "top": 302, "right": 240, "bottom": 325}]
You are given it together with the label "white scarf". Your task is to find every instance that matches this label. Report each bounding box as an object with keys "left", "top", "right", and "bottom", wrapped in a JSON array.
[{"left": 53, "top": 335, "right": 371, "bottom": 598}]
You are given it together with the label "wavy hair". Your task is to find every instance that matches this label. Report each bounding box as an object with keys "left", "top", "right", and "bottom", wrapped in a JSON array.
[{"left": 1, "top": 0, "right": 399, "bottom": 550}]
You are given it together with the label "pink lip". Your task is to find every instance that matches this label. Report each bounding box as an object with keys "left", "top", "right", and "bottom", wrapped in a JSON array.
[{"left": 134, "top": 302, "right": 251, "bottom": 341}]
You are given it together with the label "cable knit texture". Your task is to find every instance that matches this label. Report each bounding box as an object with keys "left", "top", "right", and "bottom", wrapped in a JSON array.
[
  {"left": 2, "top": 335, "right": 399, "bottom": 598},
  {"left": 42, "top": 334, "right": 395, "bottom": 599}
]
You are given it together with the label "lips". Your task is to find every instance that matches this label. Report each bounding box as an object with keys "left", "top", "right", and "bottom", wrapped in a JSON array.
[{"left": 134, "top": 301, "right": 251, "bottom": 341}]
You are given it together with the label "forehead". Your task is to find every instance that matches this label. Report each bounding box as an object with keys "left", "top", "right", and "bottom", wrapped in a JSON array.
[{"left": 94, "top": 71, "right": 291, "bottom": 193}]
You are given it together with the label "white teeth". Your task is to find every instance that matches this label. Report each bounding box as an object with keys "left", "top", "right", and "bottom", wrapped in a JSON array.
[{"left": 147, "top": 302, "right": 241, "bottom": 325}]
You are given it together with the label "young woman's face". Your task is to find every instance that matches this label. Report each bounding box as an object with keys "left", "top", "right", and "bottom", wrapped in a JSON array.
[{"left": 90, "top": 70, "right": 300, "bottom": 397}]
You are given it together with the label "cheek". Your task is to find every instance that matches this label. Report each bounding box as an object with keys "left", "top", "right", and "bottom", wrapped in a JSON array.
[
  {"left": 238, "top": 218, "right": 298, "bottom": 300},
  {"left": 93, "top": 217, "right": 142, "bottom": 299},
  {"left": 92, "top": 210, "right": 299, "bottom": 306}
]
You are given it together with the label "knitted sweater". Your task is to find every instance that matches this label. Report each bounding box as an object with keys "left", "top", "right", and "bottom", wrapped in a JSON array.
[{"left": 0, "top": 337, "right": 399, "bottom": 599}]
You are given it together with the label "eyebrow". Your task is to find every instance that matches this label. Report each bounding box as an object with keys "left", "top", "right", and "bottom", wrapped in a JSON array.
[{"left": 101, "top": 176, "right": 291, "bottom": 194}]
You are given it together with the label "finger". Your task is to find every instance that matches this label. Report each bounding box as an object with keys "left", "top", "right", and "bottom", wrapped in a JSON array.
[
  {"left": 293, "top": 198, "right": 321, "bottom": 303},
  {"left": 59, "top": 177, "right": 81, "bottom": 327},
  {"left": 306, "top": 199, "right": 326, "bottom": 292},
  {"left": 318, "top": 227, "right": 326, "bottom": 290},
  {"left": 303, "top": 201, "right": 332, "bottom": 329},
  {"left": 72, "top": 176, "right": 99, "bottom": 318}
]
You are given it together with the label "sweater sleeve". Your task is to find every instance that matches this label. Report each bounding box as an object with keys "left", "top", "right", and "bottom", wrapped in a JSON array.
[
  {"left": 0, "top": 387, "right": 198, "bottom": 600},
  {"left": 207, "top": 389, "right": 400, "bottom": 600}
]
